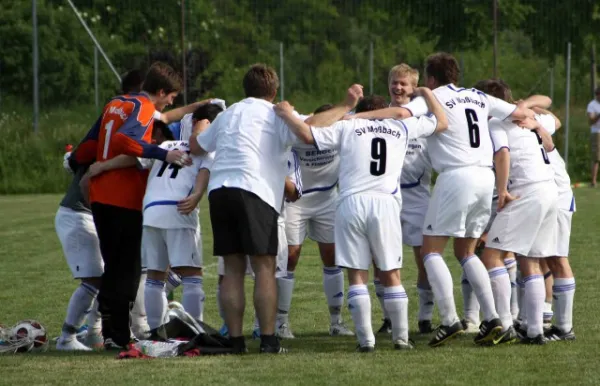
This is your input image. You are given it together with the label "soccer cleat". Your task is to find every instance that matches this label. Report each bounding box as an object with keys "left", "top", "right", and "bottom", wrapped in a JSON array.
[
  {"left": 418, "top": 320, "right": 434, "bottom": 334},
  {"left": 356, "top": 344, "right": 375, "bottom": 353},
  {"left": 377, "top": 318, "right": 392, "bottom": 334},
  {"left": 393, "top": 338, "right": 415, "bottom": 350},
  {"left": 103, "top": 338, "right": 125, "bottom": 351},
  {"left": 218, "top": 324, "right": 229, "bottom": 338},
  {"left": 520, "top": 334, "right": 547, "bottom": 345},
  {"left": 252, "top": 328, "right": 261, "bottom": 340},
  {"left": 461, "top": 319, "right": 481, "bottom": 334},
  {"left": 83, "top": 332, "right": 104, "bottom": 349},
  {"left": 513, "top": 321, "right": 527, "bottom": 340},
  {"left": 544, "top": 326, "right": 576, "bottom": 342},
  {"left": 493, "top": 326, "right": 519, "bottom": 345},
  {"left": 56, "top": 337, "right": 92, "bottom": 351},
  {"left": 428, "top": 321, "right": 464, "bottom": 347},
  {"left": 260, "top": 338, "right": 288, "bottom": 354},
  {"left": 474, "top": 318, "right": 503, "bottom": 345},
  {"left": 329, "top": 322, "right": 354, "bottom": 336},
  {"left": 276, "top": 323, "right": 295, "bottom": 339}
]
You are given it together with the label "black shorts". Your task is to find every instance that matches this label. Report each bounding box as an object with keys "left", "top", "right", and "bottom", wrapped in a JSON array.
[{"left": 209, "top": 187, "right": 278, "bottom": 256}]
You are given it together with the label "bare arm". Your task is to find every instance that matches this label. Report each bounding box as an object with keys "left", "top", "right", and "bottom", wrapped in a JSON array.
[
  {"left": 519, "top": 95, "right": 552, "bottom": 109},
  {"left": 536, "top": 127, "right": 555, "bottom": 153},
  {"left": 493, "top": 148, "right": 517, "bottom": 211},
  {"left": 284, "top": 176, "right": 300, "bottom": 202},
  {"left": 415, "top": 87, "right": 448, "bottom": 133},
  {"left": 275, "top": 102, "right": 315, "bottom": 144},
  {"left": 159, "top": 99, "right": 213, "bottom": 124},
  {"left": 351, "top": 106, "right": 412, "bottom": 121},
  {"left": 305, "top": 84, "right": 364, "bottom": 126},
  {"left": 87, "top": 154, "right": 138, "bottom": 178},
  {"left": 588, "top": 112, "right": 600, "bottom": 125},
  {"left": 189, "top": 119, "right": 212, "bottom": 156},
  {"left": 533, "top": 107, "right": 562, "bottom": 130},
  {"left": 177, "top": 168, "right": 210, "bottom": 215}
]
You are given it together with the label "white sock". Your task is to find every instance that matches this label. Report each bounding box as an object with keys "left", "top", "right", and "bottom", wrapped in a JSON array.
[
  {"left": 552, "top": 278, "right": 575, "bottom": 332},
  {"left": 424, "top": 253, "right": 459, "bottom": 326},
  {"left": 374, "top": 279, "right": 389, "bottom": 320},
  {"left": 489, "top": 267, "right": 512, "bottom": 331},
  {"left": 85, "top": 299, "right": 102, "bottom": 334},
  {"left": 460, "top": 270, "right": 480, "bottom": 324},
  {"left": 543, "top": 301, "right": 554, "bottom": 323},
  {"left": 505, "top": 258, "right": 519, "bottom": 320},
  {"left": 383, "top": 285, "right": 409, "bottom": 342},
  {"left": 462, "top": 255, "right": 498, "bottom": 322},
  {"left": 165, "top": 270, "right": 182, "bottom": 294},
  {"left": 182, "top": 276, "right": 205, "bottom": 321},
  {"left": 276, "top": 272, "right": 295, "bottom": 325},
  {"left": 347, "top": 285, "right": 375, "bottom": 347},
  {"left": 62, "top": 283, "right": 98, "bottom": 340},
  {"left": 323, "top": 267, "right": 344, "bottom": 325},
  {"left": 417, "top": 283, "right": 435, "bottom": 321},
  {"left": 131, "top": 271, "right": 148, "bottom": 333},
  {"left": 216, "top": 282, "right": 225, "bottom": 322},
  {"left": 145, "top": 278, "right": 167, "bottom": 330},
  {"left": 523, "top": 274, "right": 545, "bottom": 338}
]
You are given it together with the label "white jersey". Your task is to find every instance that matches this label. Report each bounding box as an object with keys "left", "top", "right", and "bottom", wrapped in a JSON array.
[
  {"left": 143, "top": 141, "right": 214, "bottom": 229},
  {"left": 311, "top": 115, "right": 438, "bottom": 201},
  {"left": 538, "top": 114, "right": 576, "bottom": 212},
  {"left": 429, "top": 85, "right": 517, "bottom": 172},
  {"left": 179, "top": 113, "right": 194, "bottom": 141},
  {"left": 292, "top": 143, "right": 339, "bottom": 194},
  {"left": 489, "top": 118, "right": 554, "bottom": 189}
]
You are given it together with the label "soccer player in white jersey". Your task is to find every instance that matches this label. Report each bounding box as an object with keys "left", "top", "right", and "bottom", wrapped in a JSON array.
[
  {"left": 278, "top": 102, "right": 353, "bottom": 339},
  {"left": 475, "top": 80, "right": 558, "bottom": 345},
  {"left": 373, "top": 63, "right": 437, "bottom": 335},
  {"left": 141, "top": 103, "right": 223, "bottom": 330},
  {"left": 353, "top": 53, "right": 534, "bottom": 346},
  {"left": 275, "top": 89, "right": 448, "bottom": 352}
]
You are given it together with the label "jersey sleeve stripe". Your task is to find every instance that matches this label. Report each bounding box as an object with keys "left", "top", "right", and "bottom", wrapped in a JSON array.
[
  {"left": 144, "top": 200, "right": 179, "bottom": 211},
  {"left": 494, "top": 146, "right": 510, "bottom": 153}
]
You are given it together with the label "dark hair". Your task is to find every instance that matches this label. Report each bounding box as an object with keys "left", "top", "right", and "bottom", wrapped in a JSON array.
[
  {"left": 425, "top": 52, "right": 460, "bottom": 85},
  {"left": 313, "top": 104, "right": 334, "bottom": 114},
  {"left": 121, "top": 69, "right": 144, "bottom": 94},
  {"left": 142, "top": 62, "right": 183, "bottom": 95},
  {"left": 474, "top": 79, "right": 514, "bottom": 103},
  {"left": 153, "top": 120, "right": 174, "bottom": 141},
  {"left": 242, "top": 64, "right": 279, "bottom": 99},
  {"left": 355, "top": 95, "right": 388, "bottom": 113},
  {"left": 192, "top": 103, "right": 223, "bottom": 123}
]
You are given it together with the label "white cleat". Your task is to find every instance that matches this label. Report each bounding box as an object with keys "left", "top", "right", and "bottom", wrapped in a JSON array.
[
  {"left": 393, "top": 338, "right": 415, "bottom": 350},
  {"left": 56, "top": 337, "right": 92, "bottom": 351},
  {"left": 329, "top": 322, "right": 354, "bottom": 336},
  {"left": 276, "top": 323, "right": 295, "bottom": 339},
  {"left": 83, "top": 332, "right": 104, "bottom": 349},
  {"left": 461, "top": 319, "right": 480, "bottom": 334}
]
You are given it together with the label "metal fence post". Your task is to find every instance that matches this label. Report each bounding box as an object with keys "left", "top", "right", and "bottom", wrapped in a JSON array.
[
  {"left": 565, "top": 42, "right": 572, "bottom": 170},
  {"left": 280, "top": 42, "right": 285, "bottom": 101},
  {"left": 32, "top": 0, "right": 39, "bottom": 133},
  {"left": 369, "top": 41, "right": 374, "bottom": 95},
  {"left": 94, "top": 46, "right": 99, "bottom": 111}
]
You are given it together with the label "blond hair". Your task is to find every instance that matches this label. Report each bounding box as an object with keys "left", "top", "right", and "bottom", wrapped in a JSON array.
[{"left": 388, "top": 64, "right": 419, "bottom": 87}]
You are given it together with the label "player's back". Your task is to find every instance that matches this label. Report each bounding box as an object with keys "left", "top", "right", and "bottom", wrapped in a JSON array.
[
  {"left": 90, "top": 94, "right": 156, "bottom": 210},
  {"left": 430, "top": 85, "right": 514, "bottom": 172},
  {"left": 143, "top": 140, "right": 212, "bottom": 229},
  {"left": 335, "top": 118, "right": 411, "bottom": 201},
  {"left": 489, "top": 118, "right": 553, "bottom": 188},
  {"left": 292, "top": 142, "right": 339, "bottom": 193}
]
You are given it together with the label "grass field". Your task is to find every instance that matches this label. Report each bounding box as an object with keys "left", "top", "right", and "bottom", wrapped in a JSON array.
[{"left": 0, "top": 191, "right": 599, "bottom": 385}]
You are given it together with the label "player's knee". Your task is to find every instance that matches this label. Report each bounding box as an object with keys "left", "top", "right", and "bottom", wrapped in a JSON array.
[
  {"left": 547, "top": 257, "right": 573, "bottom": 278},
  {"left": 287, "top": 246, "right": 301, "bottom": 270},
  {"left": 379, "top": 269, "right": 401, "bottom": 287},
  {"left": 81, "top": 277, "right": 102, "bottom": 289},
  {"left": 173, "top": 266, "right": 202, "bottom": 277},
  {"left": 147, "top": 269, "right": 167, "bottom": 281}
]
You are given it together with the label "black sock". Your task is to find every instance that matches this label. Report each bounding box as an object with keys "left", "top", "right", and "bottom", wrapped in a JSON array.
[
  {"left": 230, "top": 336, "right": 246, "bottom": 352},
  {"left": 260, "top": 334, "right": 278, "bottom": 347}
]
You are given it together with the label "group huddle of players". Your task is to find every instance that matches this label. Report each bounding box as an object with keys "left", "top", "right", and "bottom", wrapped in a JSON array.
[{"left": 53, "top": 52, "right": 575, "bottom": 353}]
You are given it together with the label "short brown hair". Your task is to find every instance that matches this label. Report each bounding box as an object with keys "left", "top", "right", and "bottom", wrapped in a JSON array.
[
  {"left": 474, "top": 79, "right": 514, "bottom": 103},
  {"left": 142, "top": 62, "right": 183, "bottom": 95},
  {"left": 388, "top": 64, "right": 419, "bottom": 87},
  {"left": 243, "top": 64, "right": 279, "bottom": 99},
  {"left": 355, "top": 95, "right": 388, "bottom": 114},
  {"left": 425, "top": 52, "right": 460, "bottom": 86}
]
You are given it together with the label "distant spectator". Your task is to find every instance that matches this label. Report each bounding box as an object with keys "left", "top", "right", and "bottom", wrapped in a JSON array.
[{"left": 587, "top": 86, "right": 600, "bottom": 187}]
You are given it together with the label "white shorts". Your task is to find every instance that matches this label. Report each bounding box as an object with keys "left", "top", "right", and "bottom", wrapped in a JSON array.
[
  {"left": 142, "top": 226, "right": 202, "bottom": 271},
  {"left": 556, "top": 209, "right": 573, "bottom": 257},
  {"left": 401, "top": 199, "right": 428, "bottom": 247},
  {"left": 217, "top": 221, "right": 288, "bottom": 278},
  {"left": 423, "top": 167, "right": 494, "bottom": 239},
  {"left": 285, "top": 189, "right": 336, "bottom": 245},
  {"left": 484, "top": 196, "right": 499, "bottom": 235},
  {"left": 487, "top": 181, "right": 558, "bottom": 258},
  {"left": 55, "top": 206, "right": 104, "bottom": 279},
  {"left": 335, "top": 194, "right": 403, "bottom": 272}
]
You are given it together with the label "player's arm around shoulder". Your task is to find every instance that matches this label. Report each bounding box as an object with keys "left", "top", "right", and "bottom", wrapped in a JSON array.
[
  {"left": 275, "top": 101, "right": 315, "bottom": 144},
  {"left": 414, "top": 87, "right": 448, "bottom": 133},
  {"left": 177, "top": 167, "right": 210, "bottom": 215}
]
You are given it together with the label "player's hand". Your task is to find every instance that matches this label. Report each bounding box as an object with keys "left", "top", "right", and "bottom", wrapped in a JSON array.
[
  {"left": 513, "top": 117, "right": 539, "bottom": 130},
  {"left": 274, "top": 101, "right": 295, "bottom": 116},
  {"left": 345, "top": 84, "right": 364, "bottom": 109},
  {"left": 88, "top": 161, "right": 107, "bottom": 177},
  {"left": 412, "top": 87, "right": 431, "bottom": 97},
  {"left": 497, "top": 190, "right": 519, "bottom": 212},
  {"left": 177, "top": 193, "right": 201, "bottom": 215},
  {"left": 166, "top": 150, "right": 192, "bottom": 167}
]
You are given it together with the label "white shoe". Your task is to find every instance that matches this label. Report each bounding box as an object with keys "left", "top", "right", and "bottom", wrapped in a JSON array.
[
  {"left": 276, "top": 322, "right": 295, "bottom": 339},
  {"left": 330, "top": 322, "right": 354, "bottom": 336},
  {"left": 83, "top": 332, "right": 104, "bottom": 349},
  {"left": 393, "top": 338, "right": 415, "bottom": 350},
  {"left": 461, "top": 319, "right": 480, "bottom": 334},
  {"left": 56, "top": 337, "right": 92, "bottom": 351}
]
